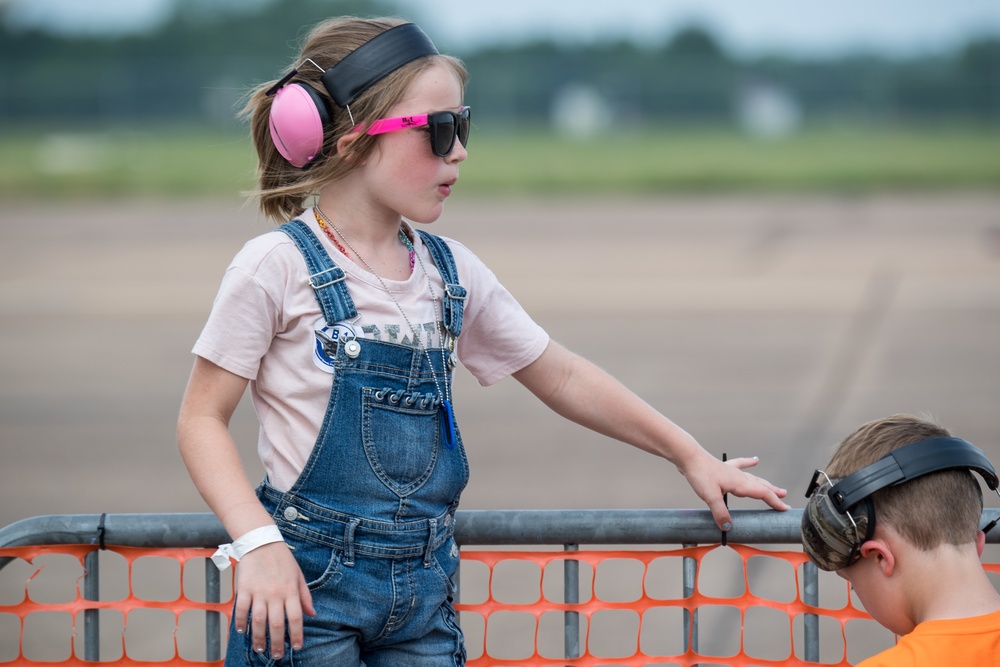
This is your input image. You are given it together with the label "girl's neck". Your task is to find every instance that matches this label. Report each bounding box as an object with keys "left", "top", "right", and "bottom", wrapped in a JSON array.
[
  {"left": 313, "top": 199, "right": 413, "bottom": 281},
  {"left": 314, "top": 193, "right": 400, "bottom": 246}
]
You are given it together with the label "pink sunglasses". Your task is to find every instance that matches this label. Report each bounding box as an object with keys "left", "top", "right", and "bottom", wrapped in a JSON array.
[{"left": 362, "top": 106, "right": 471, "bottom": 157}]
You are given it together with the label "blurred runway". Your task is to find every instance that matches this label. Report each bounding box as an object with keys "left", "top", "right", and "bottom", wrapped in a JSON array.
[{"left": 2, "top": 193, "right": 999, "bottom": 530}]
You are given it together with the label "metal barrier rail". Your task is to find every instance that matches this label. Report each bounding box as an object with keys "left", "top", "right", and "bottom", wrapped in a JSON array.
[
  {"left": 0, "top": 509, "right": 805, "bottom": 549},
  {"left": 3, "top": 509, "right": 998, "bottom": 664}
]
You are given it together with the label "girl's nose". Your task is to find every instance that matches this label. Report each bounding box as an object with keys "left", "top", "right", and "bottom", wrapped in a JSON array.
[{"left": 446, "top": 137, "right": 467, "bottom": 163}]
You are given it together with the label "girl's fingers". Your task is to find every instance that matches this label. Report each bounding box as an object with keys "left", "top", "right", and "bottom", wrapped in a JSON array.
[
  {"left": 268, "top": 601, "right": 287, "bottom": 658},
  {"left": 251, "top": 600, "right": 268, "bottom": 654},
  {"left": 232, "top": 591, "right": 251, "bottom": 636},
  {"left": 285, "top": 600, "right": 305, "bottom": 652},
  {"left": 705, "top": 493, "right": 734, "bottom": 532},
  {"left": 725, "top": 455, "right": 761, "bottom": 470}
]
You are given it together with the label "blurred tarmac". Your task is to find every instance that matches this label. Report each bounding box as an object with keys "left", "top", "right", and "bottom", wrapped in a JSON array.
[{"left": 2, "top": 193, "right": 999, "bottom": 531}]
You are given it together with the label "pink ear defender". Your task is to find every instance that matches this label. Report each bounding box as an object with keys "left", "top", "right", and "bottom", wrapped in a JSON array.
[
  {"left": 268, "top": 83, "right": 331, "bottom": 168},
  {"left": 264, "top": 23, "right": 439, "bottom": 169}
]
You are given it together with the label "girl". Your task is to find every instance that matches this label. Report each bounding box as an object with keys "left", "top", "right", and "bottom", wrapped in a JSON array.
[{"left": 177, "top": 16, "right": 789, "bottom": 666}]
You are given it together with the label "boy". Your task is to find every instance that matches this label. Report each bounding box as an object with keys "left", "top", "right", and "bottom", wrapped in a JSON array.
[{"left": 801, "top": 414, "right": 1000, "bottom": 666}]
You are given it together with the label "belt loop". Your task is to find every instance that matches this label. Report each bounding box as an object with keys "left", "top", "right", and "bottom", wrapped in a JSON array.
[
  {"left": 344, "top": 518, "right": 360, "bottom": 566},
  {"left": 424, "top": 518, "right": 437, "bottom": 568}
]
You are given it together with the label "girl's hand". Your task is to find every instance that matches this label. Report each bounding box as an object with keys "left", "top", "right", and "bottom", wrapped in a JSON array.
[
  {"left": 232, "top": 542, "right": 316, "bottom": 658},
  {"left": 680, "top": 452, "right": 790, "bottom": 531}
]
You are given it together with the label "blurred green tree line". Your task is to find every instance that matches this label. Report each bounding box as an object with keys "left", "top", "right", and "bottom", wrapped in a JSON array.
[{"left": 1, "top": 0, "right": 998, "bottom": 131}]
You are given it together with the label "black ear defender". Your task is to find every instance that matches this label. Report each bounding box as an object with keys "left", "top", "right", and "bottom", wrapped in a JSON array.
[
  {"left": 801, "top": 437, "right": 1000, "bottom": 571},
  {"left": 265, "top": 23, "right": 439, "bottom": 168}
]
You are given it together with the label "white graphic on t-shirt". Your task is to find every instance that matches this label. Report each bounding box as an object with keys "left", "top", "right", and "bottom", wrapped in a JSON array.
[
  {"left": 313, "top": 318, "right": 445, "bottom": 372},
  {"left": 312, "top": 321, "right": 358, "bottom": 373},
  {"left": 362, "top": 321, "right": 440, "bottom": 346}
]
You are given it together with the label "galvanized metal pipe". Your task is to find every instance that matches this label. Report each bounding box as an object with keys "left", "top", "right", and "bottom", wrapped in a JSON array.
[
  {"left": 682, "top": 543, "right": 699, "bottom": 657},
  {"left": 563, "top": 543, "right": 580, "bottom": 660},
  {"left": 205, "top": 558, "right": 222, "bottom": 661},
  {"left": 803, "top": 560, "right": 820, "bottom": 663},
  {"left": 4, "top": 509, "right": 999, "bottom": 551},
  {"left": 83, "top": 549, "right": 100, "bottom": 661}
]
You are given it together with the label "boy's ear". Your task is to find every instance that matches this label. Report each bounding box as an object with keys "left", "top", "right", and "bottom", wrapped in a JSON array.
[
  {"left": 859, "top": 539, "right": 895, "bottom": 576},
  {"left": 977, "top": 530, "right": 986, "bottom": 557}
]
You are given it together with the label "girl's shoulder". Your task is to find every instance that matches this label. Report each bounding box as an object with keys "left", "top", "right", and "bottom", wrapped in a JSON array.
[
  {"left": 419, "top": 232, "right": 487, "bottom": 272},
  {"left": 229, "top": 223, "right": 308, "bottom": 276}
]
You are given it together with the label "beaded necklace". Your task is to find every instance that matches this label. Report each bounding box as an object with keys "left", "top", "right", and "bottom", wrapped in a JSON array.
[
  {"left": 314, "top": 208, "right": 414, "bottom": 274},
  {"left": 314, "top": 205, "right": 457, "bottom": 449}
]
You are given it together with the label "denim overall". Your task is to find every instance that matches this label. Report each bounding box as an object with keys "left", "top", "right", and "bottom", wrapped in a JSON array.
[{"left": 228, "top": 220, "right": 470, "bottom": 666}]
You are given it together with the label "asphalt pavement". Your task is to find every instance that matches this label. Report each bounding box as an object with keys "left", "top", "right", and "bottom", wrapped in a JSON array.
[{"left": 2, "top": 192, "right": 999, "bottom": 528}]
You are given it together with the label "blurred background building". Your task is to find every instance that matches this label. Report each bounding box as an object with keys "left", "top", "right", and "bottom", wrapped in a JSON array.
[{"left": 1, "top": 0, "right": 998, "bottom": 134}]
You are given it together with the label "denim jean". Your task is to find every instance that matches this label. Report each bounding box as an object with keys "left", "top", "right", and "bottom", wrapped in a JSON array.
[{"left": 224, "top": 221, "right": 469, "bottom": 666}]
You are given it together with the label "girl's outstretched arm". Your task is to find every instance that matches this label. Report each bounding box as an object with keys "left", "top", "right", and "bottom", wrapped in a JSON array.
[
  {"left": 512, "top": 341, "right": 789, "bottom": 530},
  {"left": 177, "top": 357, "right": 314, "bottom": 659}
]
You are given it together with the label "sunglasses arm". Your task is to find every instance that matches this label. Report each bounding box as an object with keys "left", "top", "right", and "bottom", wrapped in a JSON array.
[{"left": 363, "top": 114, "right": 430, "bottom": 136}]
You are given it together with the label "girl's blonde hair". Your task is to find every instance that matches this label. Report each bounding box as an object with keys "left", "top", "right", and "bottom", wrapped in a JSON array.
[{"left": 242, "top": 17, "right": 468, "bottom": 222}]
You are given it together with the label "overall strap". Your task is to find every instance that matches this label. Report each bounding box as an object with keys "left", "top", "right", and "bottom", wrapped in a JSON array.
[
  {"left": 417, "top": 230, "right": 466, "bottom": 338},
  {"left": 277, "top": 220, "right": 358, "bottom": 325}
]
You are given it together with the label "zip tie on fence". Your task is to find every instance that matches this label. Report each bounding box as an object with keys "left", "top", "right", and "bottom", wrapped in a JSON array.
[
  {"left": 90, "top": 512, "right": 107, "bottom": 550},
  {"left": 721, "top": 453, "right": 729, "bottom": 547}
]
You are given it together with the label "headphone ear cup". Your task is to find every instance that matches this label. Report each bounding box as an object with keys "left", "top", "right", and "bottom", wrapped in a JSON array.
[
  {"left": 268, "top": 83, "right": 332, "bottom": 168},
  {"left": 802, "top": 486, "right": 874, "bottom": 571}
]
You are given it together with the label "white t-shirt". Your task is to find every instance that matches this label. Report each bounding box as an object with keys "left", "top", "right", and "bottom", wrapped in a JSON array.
[{"left": 193, "top": 209, "right": 549, "bottom": 491}]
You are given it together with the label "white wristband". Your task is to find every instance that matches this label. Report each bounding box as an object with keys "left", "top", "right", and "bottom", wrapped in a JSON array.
[{"left": 211, "top": 525, "right": 284, "bottom": 570}]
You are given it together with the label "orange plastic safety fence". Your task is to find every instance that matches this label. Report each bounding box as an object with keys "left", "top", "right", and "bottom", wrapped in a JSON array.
[
  {"left": 456, "top": 544, "right": 1000, "bottom": 667},
  {"left": 0, "top": 544, "right": 229, "bottom": 666},
  {"left": 3, "top": 543, "right": 998, "bottom": 666}
]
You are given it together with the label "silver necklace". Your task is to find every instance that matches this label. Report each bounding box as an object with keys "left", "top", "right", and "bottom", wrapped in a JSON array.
[{"left": 316, "top": 206, "right": 458, "bottom": 449}]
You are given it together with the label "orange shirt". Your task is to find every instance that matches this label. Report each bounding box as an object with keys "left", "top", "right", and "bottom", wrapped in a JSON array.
[{"left": 857, "top": 609, "right": 1000, "bottom": 667}]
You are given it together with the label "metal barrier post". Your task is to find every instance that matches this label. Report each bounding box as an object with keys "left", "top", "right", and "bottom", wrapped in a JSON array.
[
  {"left": 454, "top": 546, "right": 461, "bottom": 603},
  {"left": 83, "top": 549, "right": 100, "bottom": 661},
  {"left": 563, "top": 543, "right": 580, "bottom": 660},
  {"left": 803, "top": 560, "right": 820, "bottom": 662},
  {"left": 682, "top": 543, "right": 699, "bottom": 658},
  {"left": 205, "top": 558, "right": 222, "bottom": 661},
  {"left": 453, "top": 546, "right": 462, "bottom": 636}
]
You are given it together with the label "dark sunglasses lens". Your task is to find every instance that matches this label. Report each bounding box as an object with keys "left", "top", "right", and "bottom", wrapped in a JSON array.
[
  {"left": 456, "top": 108, "right": 470, "bottom": 147},
  {"left": 430, "top": 114, "right": 456, "bottom": 156},
  {"left": 428, "top": 109, "right": 470, "bottom": 156}
]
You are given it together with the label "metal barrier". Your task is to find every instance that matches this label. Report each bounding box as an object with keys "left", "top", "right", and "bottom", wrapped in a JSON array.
[{"left": 2, "top": 509, "right": 998, "bottom": 664}]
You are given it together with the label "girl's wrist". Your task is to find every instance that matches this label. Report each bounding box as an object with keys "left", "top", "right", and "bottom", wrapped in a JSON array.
[{"left": 211, "top": 524, "right": 285, "bottom": 570}]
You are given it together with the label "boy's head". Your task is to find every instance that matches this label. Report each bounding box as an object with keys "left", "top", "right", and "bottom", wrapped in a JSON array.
[{"left": 802, "top": 414, "right": 997, "bottom": 571}]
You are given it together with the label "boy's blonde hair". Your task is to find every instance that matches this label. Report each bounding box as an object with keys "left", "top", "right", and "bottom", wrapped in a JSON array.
[
  {"left": 241, "top": 17, "right": 468, "bottom": 222},
  {"left": 826, "top": 414, "right": 983, "bottom": 549}
]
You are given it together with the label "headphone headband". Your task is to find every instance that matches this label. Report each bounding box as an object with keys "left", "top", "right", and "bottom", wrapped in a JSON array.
[
  {"left": 322, "top": 23, "right": 438, "bottom": 107},
  {"left": 802, "top": 435, "right": 998, "bottom": 571},
  {"left": 264, "top": 22, "right": 439, "bottom": 169},
  {"left": 828, "top": 436, "right": 998, "bottom": 512}
]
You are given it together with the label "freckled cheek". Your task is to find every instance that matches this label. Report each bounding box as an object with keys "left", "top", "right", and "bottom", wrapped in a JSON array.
[
  {"left": 399, "top": 159, "right": 442, "bottom": 190},
  {"left": 393, "top": 169, "right": 431, "bottom": 195}
]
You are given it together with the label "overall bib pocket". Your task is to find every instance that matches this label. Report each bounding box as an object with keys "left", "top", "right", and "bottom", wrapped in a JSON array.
[{"left": 362, "top": 386, "right": 441, "bottom": 496}]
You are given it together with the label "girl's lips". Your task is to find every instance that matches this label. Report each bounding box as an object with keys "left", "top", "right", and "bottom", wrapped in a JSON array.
[{"left": 439, "top": 178, "right": 457, "bottom": 196}]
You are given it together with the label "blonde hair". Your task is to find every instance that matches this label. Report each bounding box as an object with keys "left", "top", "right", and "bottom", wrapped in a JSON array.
[
  {"left": 241, "top": 17, "right": 468, "bottom": 222},
  {"left": 826, "top": 414, "right": 984, "bottom": 549}
]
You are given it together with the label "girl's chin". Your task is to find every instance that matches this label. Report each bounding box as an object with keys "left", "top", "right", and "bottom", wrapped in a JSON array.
[{"left": 406, "top": 207, "right": 445, "bottom": 225}]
